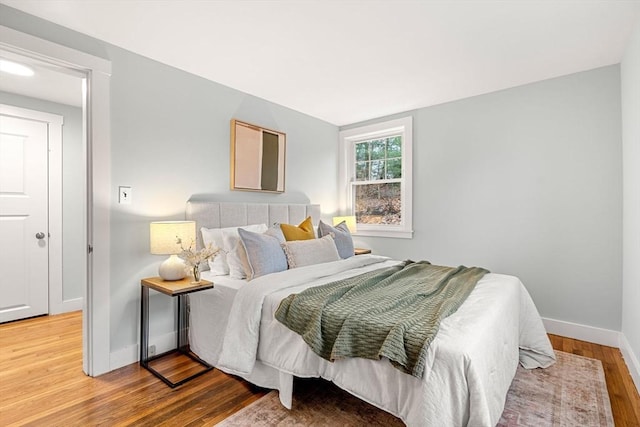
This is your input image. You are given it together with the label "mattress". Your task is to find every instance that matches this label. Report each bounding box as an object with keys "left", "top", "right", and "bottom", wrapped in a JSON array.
[{"left": 189, "top": 255, "right": 555, "bottom": 426}]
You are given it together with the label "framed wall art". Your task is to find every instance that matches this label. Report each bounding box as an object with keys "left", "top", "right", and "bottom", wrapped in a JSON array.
[{"left": 230, "top": 119, "right": 286, "bottom": 193}]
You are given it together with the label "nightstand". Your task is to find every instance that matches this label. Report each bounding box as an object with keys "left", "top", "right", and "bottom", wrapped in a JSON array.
[
  {"left": 140, "top": 276, "right": 213, "bottom": 387},
  {"left": 354, "top": 248, "right": 372, "bottom": 255}
]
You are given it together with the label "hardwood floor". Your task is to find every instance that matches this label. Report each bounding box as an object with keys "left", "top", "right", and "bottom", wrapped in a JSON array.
[
  {"left": 0, "top": 312, "right": 266, "bottom": 426},
  {"left": 1, "top": 311, "right": 638, "bottom": 426}
]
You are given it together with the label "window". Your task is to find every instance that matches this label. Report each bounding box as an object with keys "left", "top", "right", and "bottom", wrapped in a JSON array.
[{"left": 339, "top": 117, "right": 413, "bottom": 238}]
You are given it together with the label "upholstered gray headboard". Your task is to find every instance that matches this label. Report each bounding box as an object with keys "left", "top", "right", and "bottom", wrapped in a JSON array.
[{"left": 185, "top": 199, "right": 321, "bottom": 249}]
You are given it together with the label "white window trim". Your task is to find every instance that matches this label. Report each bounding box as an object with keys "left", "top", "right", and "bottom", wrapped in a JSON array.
[{"left": 339, "top": 116, "right": 413, "bottom": 239}]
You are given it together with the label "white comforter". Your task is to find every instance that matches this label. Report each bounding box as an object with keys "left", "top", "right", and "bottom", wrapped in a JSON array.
[{"left": 213, "top": 256, "right": 555, "bottom": 426}]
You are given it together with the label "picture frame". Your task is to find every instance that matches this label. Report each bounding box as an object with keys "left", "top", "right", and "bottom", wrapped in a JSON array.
[{"left": 230, "top": 119, "right": 286, "bottom": 193}]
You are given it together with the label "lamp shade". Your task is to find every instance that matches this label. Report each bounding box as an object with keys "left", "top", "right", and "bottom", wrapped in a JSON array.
[
  {"left": 150, "top": 221, "right": 196, "bottom": 255},
  {"left": 332, "top": 216, "right": 357, "bottom": 234}
]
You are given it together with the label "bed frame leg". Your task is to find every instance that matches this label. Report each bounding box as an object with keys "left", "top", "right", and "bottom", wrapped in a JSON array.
[{"left": 278, "top": 371, "right": 293, "bottom": 409}]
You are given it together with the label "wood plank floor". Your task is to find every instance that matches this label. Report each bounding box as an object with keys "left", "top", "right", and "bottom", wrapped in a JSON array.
[{"left": 1, "top": 311, "right": 638, "bottom": 426}]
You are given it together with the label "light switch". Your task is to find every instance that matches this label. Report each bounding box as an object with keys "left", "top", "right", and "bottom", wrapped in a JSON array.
[{"left": 119, "top": 186, "right": 132, "bottom": 204}]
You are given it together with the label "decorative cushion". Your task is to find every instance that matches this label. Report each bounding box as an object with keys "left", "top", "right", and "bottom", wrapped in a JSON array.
[
  {"left": 265, "top": 225, "right": 286, "bottom": 244},
  {"left": 280, "top": 216, "right": 315, "bottom": 241},
  {"left": 282, "top": 234, "right": 340, "bottom": 268},
  {"left": 238, "top": 228, "right": 288, "bottom": 280},
  {"left": 219, "top": 224, "right": 268, "bottom": 279},
  {"left": 318, "top": 220, "right": 355, "bottom": 259}
]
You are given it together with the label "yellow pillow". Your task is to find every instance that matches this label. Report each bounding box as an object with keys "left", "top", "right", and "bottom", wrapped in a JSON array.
[{"left": 280, "top": 216, "right": 315, "bottom": 241}]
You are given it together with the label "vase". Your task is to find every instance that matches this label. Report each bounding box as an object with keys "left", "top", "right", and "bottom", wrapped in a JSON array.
[{"left": 192, "top": 264, "right": 201, "bottom": 282}]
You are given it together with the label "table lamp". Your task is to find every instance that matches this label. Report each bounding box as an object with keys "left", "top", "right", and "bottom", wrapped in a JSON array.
[{"left": 150, "top": 221, "right": 196, "bottom": 281}]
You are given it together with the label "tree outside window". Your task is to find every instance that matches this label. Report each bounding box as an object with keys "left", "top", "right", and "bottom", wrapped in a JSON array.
[{"left": 354, "top": 136, "right": 402, "bottom": 225}]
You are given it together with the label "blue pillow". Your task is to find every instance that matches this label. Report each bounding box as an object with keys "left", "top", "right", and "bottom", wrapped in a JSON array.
[
  {"left": 317, "top": 220, "right": 355, "bottom": 259},
  {"left": 238, "top": 228, "right": 288, "bottom": 280}
]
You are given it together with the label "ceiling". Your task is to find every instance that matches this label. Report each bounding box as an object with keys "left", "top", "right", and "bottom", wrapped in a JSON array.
[{"left": 2, "top": 0, "right": 640, "bottom": 125}]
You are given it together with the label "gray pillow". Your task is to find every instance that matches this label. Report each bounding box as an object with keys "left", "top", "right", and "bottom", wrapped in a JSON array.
[
  {"left": 265, "top": 224, "right": 286, "bottom": 243},
  {"left": 238, "top": 228, "right": 288, "bottom": 281},
  {"left": 318, "top": 220, "right": 355, "bottom": 259}
]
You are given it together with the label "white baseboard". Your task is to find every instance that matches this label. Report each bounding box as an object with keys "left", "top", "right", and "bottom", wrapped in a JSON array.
[
  {"left": 50, "top": 297, "right": 83, "bottom": 315},
  {"left": 542, "top": 317, "right": 621, "bottom": 347},
  {"left": 109, "top": 342, "right": 138, "bottom": 371},
  {"left": 109, "top": 331, "right": 177, "bottom": 371},
  {"left": 543, "top": 317, "right": 640, "bottom": 395},
  {"left": 619, "top": 334, "right": 640, "bottom": 395},
  {"left": 62, "top": 297, "right": 83, "bottom": 312}
]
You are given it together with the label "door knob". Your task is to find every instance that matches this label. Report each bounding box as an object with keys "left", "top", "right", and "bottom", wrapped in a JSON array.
[{"left": 35, "top": 232, "right": 46, "bottom": 240}]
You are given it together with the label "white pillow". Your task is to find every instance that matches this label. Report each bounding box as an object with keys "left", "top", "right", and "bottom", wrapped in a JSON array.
[
  {"left": 221, "top": 224, "right": 268, "bottom": 279},
  {"left": 201, "top": 227, "right": 228, "bottom": 275},
  {"left": 201, "top": 224, "right": 267, "bottom": 276},
  {"left": 281, "top": 234, "right": 340, "bottom": 268}
]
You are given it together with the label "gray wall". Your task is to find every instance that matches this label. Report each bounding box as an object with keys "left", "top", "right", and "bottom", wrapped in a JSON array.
[
  {"left": 1, "top": 5, "right": 338, "bottom": 355},
  {"left": 345, "top": 66, "right": 623, "bottom": 331},
  {"left": 0, "top": 91, "right": 85, "bottom": 302},
  {"left": 622, "top": 21, "right": 640, "bottom": 368}
]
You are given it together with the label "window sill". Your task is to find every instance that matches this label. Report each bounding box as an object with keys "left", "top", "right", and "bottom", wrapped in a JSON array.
[{"left": 354, "top": 229, "right": 413, "bottom": 239}]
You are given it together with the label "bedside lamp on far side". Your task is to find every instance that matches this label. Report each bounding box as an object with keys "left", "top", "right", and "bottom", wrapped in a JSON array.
[{"left": 150, "top": 221, "right": 196, "bottom": 281}]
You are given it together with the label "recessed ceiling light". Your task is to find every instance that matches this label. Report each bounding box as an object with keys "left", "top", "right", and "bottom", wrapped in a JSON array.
[{"left": 0, "top": 59, "right": 35, "bottom": 77}]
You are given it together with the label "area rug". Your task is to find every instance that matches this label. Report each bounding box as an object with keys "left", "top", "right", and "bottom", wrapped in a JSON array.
[{"left": 217, "top": 351, "right": 613, "bottom": 426}]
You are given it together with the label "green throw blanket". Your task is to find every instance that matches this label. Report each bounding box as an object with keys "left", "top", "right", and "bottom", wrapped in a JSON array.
[{"left": 274, "top": 260, "right": 489, "bottom": 378}]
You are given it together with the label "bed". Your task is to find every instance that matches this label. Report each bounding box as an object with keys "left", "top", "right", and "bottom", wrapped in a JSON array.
[{"left": 185, "top": 199, "right": 556, "bottom": 426}]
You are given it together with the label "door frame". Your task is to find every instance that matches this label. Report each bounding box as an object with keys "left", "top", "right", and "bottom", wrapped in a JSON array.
[
  {"left": 0, "top": 25, "right": 112, "bottom": 376},
  {"left": 0, "top": 105, "right": 65, "bottom": 316}
]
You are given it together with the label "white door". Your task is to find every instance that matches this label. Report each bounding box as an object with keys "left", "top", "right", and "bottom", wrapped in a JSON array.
[{"left": 0, "top": 114, "right": 49, "bottom": 322}]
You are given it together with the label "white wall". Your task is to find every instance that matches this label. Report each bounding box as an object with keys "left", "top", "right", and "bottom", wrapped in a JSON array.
[
  {"left": 0, "top": 91, "right": 85, "bottom": 303},
  {"left": 343, "top": 66, "right": 623, "bottom": 332},
  {"left": 621, "top": 20, "right": 640, "bottom": 388}
]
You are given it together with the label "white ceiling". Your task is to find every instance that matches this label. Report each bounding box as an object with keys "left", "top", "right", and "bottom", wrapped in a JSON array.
[{"left": 2, "top": 0, "right": 640, "bottom": 125}]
